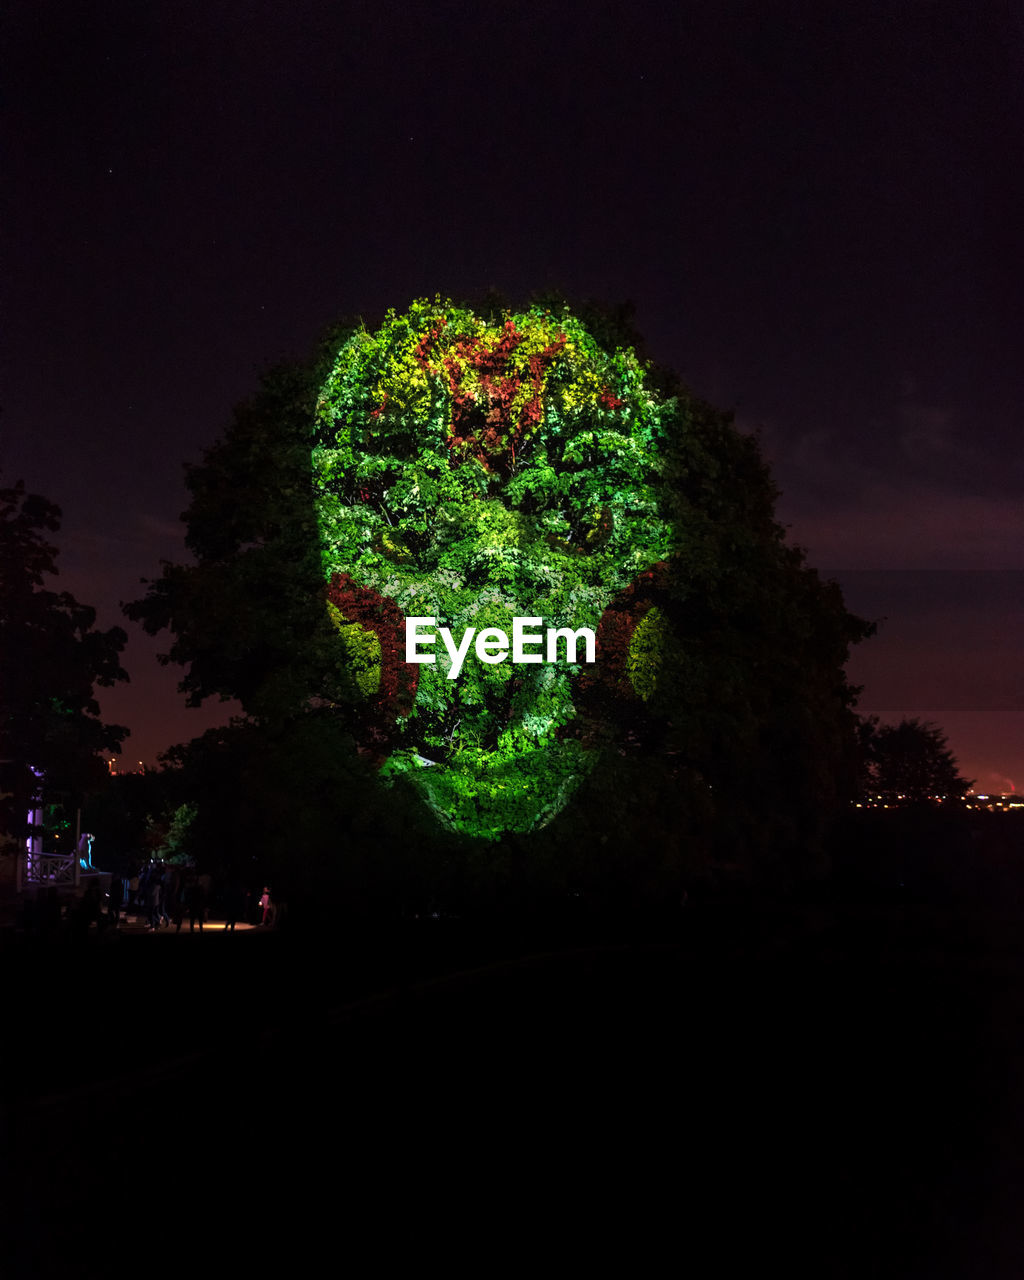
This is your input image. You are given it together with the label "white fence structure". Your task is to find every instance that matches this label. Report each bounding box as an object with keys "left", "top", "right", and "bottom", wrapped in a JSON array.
[{"left": 19, "top": 852, "right": 79, "bottom": 891}]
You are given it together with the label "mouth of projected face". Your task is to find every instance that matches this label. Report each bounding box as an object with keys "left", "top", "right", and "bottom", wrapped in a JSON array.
[{"left": 385, "top": 734, "right": 593, "bottom": 837}]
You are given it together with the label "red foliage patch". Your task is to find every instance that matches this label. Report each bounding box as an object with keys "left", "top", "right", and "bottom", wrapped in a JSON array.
[
  {"left": 580, "top": 564, "right": 669, "bottom": 701},
  {"left": 568, "top": 563, "right": 673, "bottom": 750},
  {"left": 599, "top": 386, "right": 624, "bottom": 410},
  {"left": 415, "top": 319, "right": 567, "bottom": 474},
  {"left": 326, "top": 573, "right": 418, "bottom": 761}
]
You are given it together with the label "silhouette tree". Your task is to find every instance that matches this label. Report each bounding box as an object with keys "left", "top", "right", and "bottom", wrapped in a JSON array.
[
  {"left": 858, "top": 716, "right": 972, "bottom": 803},
  {"left": 0, "top": 478, "right": 128, "bottom": 856}
]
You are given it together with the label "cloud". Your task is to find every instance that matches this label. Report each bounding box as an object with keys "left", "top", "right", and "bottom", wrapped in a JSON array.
[
  {"left": 742, "top": 395, "right": 1022, "bottom": 570},
  {"left": 897, "top": 401, "right": 959, "bottom": 468},
  {"left": 747, "top": 390, "right": 1018, "bottom": 518},
  {"left": 779, "top": 484, "right": 1024, "bottom": 569},
  {"left": 136, "top": 512, "right": 187, "bottom": 541}
]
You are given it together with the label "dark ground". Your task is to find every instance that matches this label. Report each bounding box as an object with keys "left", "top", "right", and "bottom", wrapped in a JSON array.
[{"left": 4, "top": 899, "right": 1024, "bottom": 1277}]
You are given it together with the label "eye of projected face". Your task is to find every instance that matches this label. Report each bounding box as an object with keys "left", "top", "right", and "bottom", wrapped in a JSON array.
[{"left": 312, "top": 300, "right": 680, "bottom": 839}]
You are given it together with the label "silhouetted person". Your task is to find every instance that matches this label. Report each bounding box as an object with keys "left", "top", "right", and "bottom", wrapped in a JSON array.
[
  {"left": 72, "top": 880, "right": 103, "bottom": 940},
  {"left": 159, "top": 866, "right": 178, "bottom": 928},
  {"left": 108, "top": 874, "right": 124, "bottom": 925},
  {"left": 138, "top": 862, "right": 152, "bottom": 909},
  {"left": 145, "top": 877, "right": 161, "bottom": 931},
  {"left": 173, "top": 883, "right": 187, "bottom": 932},
  {"left": 223, "top": 882, "right": 244, "bottom": 931},
  {"left": 187, "top": 878, "right": 206, "bottom": 932},
  {"left": 259, "top": 887, "right": 272, "bottom": 927}
]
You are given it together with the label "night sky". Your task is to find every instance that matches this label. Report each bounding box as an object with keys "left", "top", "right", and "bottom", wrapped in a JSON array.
[{"left": 5, "top": 1, "right": 1022, "bottom": 791}]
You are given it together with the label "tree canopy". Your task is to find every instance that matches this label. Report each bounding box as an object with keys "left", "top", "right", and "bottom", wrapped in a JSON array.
[
  {"left": 0, "top": 478, "right": 128, "bottom": 856},
  {"left": 858, "top": 716, "right": 972, "bottom": 803},
  {"left": 127, "top": 297, "right": 872, "bottom": 908}
]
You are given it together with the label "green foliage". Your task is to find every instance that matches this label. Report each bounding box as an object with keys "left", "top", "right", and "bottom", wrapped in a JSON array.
[
  {"left": 149, "top": 801, "right": 198, "bottom": 866},
  {"left": 311, "top": 299, "right": 681, "bottom": 837},
  {"left": 1, "top": 477, "right": 128, "bottom": 855}
]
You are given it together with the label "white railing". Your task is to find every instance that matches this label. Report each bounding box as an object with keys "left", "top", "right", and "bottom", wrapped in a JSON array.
[{"left": 22, "top": 854, "right": 76, "bottom": 886}]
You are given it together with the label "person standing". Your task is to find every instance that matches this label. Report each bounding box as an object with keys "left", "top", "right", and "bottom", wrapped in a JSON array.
[
  {"left": 259, "top": 887, "right": 272, "bottom": 927},
  {"left": 145, "top": 875, "right": 161, "bottom": 931},
  {"left": 187, "top": 876, "right": 206, "bottom": 933},
  {"left": 159, "top": 866, "right": 179, "bottom": 929},
  {"left": 155, "top": 865, "right": 171, "bottom": 928},
  {"left": 108, "top": 873, "right": 124, "bottom": 926},
  {"left": 223, "top": 881, "right": 244, "bottom": 931}
]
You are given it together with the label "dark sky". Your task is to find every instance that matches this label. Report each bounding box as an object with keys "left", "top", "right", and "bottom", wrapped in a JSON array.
[{"left": 5, "top": 0, "right": 1023, "bottom": 790}]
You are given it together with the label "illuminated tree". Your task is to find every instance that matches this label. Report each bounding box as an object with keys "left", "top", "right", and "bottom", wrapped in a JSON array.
[
  {"left": 311, "top": 301, "right": 688, "bottom": 837},
  {"left": 129, "top": 299, "right": 870, "bottom": 902}
]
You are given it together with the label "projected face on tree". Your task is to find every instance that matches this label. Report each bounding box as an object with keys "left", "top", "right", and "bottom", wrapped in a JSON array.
[{"left": 312, "top": 300, "right": 678, "bottom": 839}]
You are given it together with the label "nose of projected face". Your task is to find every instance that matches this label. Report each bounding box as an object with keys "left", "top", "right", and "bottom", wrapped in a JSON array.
[{"left": 405, "top": 617, "right": 596, "bottom": 680}]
